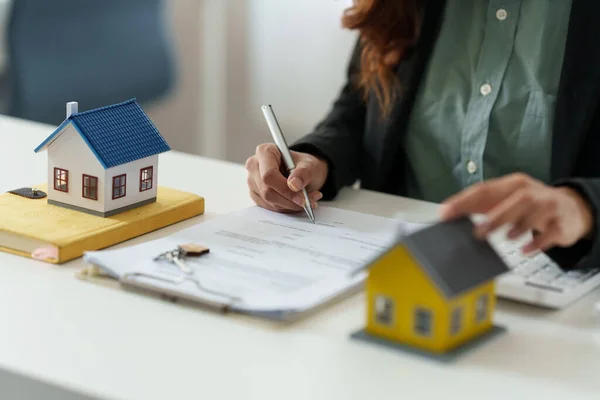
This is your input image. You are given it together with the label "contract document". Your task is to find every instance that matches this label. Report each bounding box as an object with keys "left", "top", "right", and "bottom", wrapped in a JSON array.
[{"left": 83, "top": 206, "right": 426, "bottom": 318}]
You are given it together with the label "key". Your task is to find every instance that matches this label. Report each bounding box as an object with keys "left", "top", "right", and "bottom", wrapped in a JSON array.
[
  {"left": 154, "top": 244, "right": 210, "bottom": 275},
  {"left": 168, "top": 251, "right": 194, "bottom": 275},
  {"left": 154, "top": 250, "right": 190, "bottom": 274},
  {"left": 174, "top": 244, "right": 209, "bottom": 274}
]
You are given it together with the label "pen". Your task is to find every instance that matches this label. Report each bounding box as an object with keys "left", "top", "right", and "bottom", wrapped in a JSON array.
[{"left": 261, "top": 104, "right": 316, "bottom": 223}]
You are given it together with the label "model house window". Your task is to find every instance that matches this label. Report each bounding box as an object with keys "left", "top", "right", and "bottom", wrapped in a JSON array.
[
  {"left": 82, "top": 175, "right": 98, "bottom": 200},
  {"left": 140, "top": 166, "right": 153, "bottom": 191},
  {"left": 374, "top": 295, "right": 394, "bottom": 326},
  {"left": 476, "top": 294, "right": 489, "bottom": 323},
  {"left": 414, "top": 307, "right": 432, "bottom": 337},
  {"left": 112, "top": 174, "right": 126, "bottom": 199},
  {"left": 450, "top": 306, "right": 462, "bottom": 336},
  {"left": 54, "top": 168, "right": 68, "bottom": 192}
]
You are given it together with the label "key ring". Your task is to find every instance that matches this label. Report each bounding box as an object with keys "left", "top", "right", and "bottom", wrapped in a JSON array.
[
  {"left": 153, "top": 249, "right": 182, "bottom": 262},
  {"left": 154, "top": 249, "right": 193, "bottom": 275},
  {"left": 154, "top": 244, "right": 210, "bottom": 275}
]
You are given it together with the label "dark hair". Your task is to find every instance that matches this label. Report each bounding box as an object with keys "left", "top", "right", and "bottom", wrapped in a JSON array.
[{"left": 341, "top": 0, "right": 424, "bottom": 116}]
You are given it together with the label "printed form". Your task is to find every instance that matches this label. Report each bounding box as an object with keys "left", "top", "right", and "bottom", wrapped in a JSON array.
[{"left": 84, "top": 206, "right": 426, "bottom": 314}]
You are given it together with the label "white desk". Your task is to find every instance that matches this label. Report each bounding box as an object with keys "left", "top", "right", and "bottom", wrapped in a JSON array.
[{"left": 1, "top": 115, "right": 600, "bottom": 400}]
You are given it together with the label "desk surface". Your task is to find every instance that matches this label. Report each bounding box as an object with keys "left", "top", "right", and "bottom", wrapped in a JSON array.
[{"left": 1, "top": 115, "right": 600, "bottom": 400}]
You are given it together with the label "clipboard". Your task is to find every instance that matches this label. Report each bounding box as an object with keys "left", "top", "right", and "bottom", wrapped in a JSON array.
[
  {"left": 75, "top": 265, "right": 364, "bottom": 323},
  {"left": 76, "top": 265, "right": 232, "bottom": 313},
  {"left": 72, "top": 204, "right": 396, "bottom": 324}
]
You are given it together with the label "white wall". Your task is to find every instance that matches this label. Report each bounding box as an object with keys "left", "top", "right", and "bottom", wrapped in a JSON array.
[
  {"left": 46, "top": 124, "right": 106, "bottom": 212},
  {"left": 224, "top": 0, "right": 357, "bottom": 163},
  {"left": 147, "top": 0, "right": 357, "bottom": 164},
  {"left": 145, "top": 0, "right": 201, "bottom": 155}
]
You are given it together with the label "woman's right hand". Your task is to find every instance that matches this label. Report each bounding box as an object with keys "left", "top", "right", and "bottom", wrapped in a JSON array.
[{"left": 245, "top": 143, "right": 329, "bottom": 213}]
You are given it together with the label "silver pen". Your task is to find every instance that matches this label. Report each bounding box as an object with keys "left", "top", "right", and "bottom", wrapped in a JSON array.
[{"left": 261, "top": 104, "right": 316, "bottom": 223}]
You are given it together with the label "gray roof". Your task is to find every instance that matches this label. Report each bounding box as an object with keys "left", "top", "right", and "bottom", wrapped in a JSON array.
[{"left": 359, "top": 217, "right": 509, "bottom": 299}]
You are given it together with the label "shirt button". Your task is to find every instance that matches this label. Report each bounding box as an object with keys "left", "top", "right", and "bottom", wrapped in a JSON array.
[
  {"left": 480, "top": 83, "right": 492, "bottom": 96},
  {"left": 467, "top": 161, "right": 477, "bottom": 174},
  {"left": 496, "top": 9, "right": 508, "bottom": 20}
]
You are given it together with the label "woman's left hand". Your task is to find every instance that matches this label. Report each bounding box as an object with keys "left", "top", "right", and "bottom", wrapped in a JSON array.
[{"left": 440, "top": 173, "right": 595, "bottom": 253}]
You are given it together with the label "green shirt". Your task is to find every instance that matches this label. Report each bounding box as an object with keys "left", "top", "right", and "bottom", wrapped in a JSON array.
[{"left": 404, "top": 0, "right": 572, "bottom": 203}]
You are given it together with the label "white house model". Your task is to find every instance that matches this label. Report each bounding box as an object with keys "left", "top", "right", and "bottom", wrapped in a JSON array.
[{"left": 34, "top": 99, "right": 171, "bottom": 217}]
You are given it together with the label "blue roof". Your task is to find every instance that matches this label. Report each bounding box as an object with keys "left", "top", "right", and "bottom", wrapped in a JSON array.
[{"left": 34, "top": 99, "right": 171, "bottom": 169}]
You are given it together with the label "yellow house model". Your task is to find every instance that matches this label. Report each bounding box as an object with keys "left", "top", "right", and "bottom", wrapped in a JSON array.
[{"left": 351, "top": 216, "right": 509, "bottom": 360}]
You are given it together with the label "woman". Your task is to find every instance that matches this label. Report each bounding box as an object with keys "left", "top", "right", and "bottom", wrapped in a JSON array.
[{"left": 245, "top": 0, "right": 600, "bottom": 271}]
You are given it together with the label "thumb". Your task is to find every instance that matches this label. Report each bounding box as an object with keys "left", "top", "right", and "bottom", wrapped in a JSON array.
[{"left": 287, "top": 163, "right": 314, "bottom": 192}]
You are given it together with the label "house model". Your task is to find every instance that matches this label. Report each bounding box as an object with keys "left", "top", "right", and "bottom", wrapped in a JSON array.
[
  {"left": 351, "top": 217, "right": 509, "bottom": 360},
  {"left": 33, "top": 99, "right": 171, "bottom": 217}
]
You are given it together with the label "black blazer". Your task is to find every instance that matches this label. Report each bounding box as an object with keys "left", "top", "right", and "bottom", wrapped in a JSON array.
[{"left": 291, "top": 0, "right": 600, "bottom": 271}]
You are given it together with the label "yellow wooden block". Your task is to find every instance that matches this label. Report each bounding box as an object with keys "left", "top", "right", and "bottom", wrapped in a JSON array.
[{"left": 0, "top": 184, "right": 204, "bottom": 264}]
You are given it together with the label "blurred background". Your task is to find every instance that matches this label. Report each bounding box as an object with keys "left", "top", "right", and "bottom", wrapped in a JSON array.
[{"left": 0, "top": 0, "right": 356, "bottom": 165}]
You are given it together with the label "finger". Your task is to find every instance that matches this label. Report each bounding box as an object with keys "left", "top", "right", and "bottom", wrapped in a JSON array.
[
  {"left": 254, "top": 190, "right": 319, "bottom": 213},
  {"left": 255, "top": 144, "right": 284, "bottom": 182},
  {"left": 250, "top": 184, "right": 297, "bottom": 213},
  {"left": 250, "top": 175, "right": 321, "bottom": 213},
  {"left": 256, "top": 146, "right": 302, "bottom": 203},
  {"left": 247, "top": 176, "right": 294, "bottom": 211},
  {"left": 311, "top": 191, "right": 324, "bottom": 202},
  {"left": 288, "top": 190, "right": 322, "bottom": 211},
  {"left": 441, "top": 174, "right": 533, "bottom": 219},
  {"left": 506, "top": 204, "right": 556, "bottom": 240},
  {"left": 475, "top": 190, "right": 537, "bottom": 237},
  {"left": 287, "top": 163, "right": 316, "bottom": 193},
  {"left": 249, "top": 182, "right": 276, "bottom": 211},
  {"left": 248, "top": 177, "right": 269, "bottom": 209},
  {"left": 249, "top": 188, "right": 271, "bottom": 210},
  {"left": 521, "top": 223, "right": 561, "bottom": 254},
  {"left": 507, "top": 224, "right": 533, "bottom": 241},
  {"left": 254, "top": 175, "right": 322, "bottom": 211},
  {"left": 259, "top": 181, "right": 303, "bottom": 211}
]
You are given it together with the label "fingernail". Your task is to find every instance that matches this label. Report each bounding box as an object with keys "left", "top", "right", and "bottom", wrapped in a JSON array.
[
  {"left": 311, "top": 201, "right": 318, "bottom": 209},
  {"left": 288, "top": 177, "right": 303, "bottom": 192},
  {"left": 314, "top": 192, "right": 323, "bottom": 201},
  {"left": 293, "top": 196, "right": 305, "bottom": 206}
]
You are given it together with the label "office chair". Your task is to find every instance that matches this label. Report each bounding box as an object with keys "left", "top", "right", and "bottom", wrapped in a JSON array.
[{"left": 0, "top": 0, "right": 176, "bottom": 125}]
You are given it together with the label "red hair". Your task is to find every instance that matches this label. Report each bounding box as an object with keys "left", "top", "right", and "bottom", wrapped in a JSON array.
[{"left": 341, "top": 0, "right": 424, "bottom": 116}]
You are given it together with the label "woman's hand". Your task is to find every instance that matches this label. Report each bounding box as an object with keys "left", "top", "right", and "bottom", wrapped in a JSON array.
[
  {"left": 245, "top": 143, "right": 328, "bottom": 213},
  {"left": 440, "top": 173, "right": 594, "bottom": 253}
]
